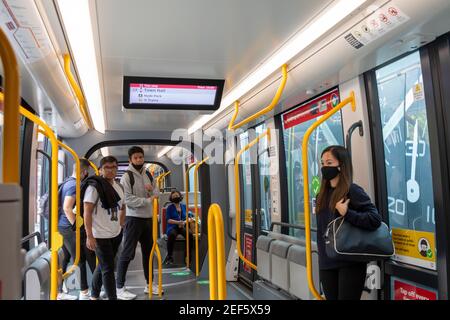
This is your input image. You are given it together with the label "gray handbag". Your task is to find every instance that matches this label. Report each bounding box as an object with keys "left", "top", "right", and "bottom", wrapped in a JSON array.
[{"left": 324, "top": 216, "right": 395, "bottom": 262}]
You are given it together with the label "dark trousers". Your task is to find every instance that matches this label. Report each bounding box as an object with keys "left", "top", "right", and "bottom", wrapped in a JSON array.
[
  {"left": 167, "top": 227, "right": 193, "bottom": 258},
  {"left": 59, "top": 226, "right": 96, "bottom": 291},
  {"left": 116, "top": 216, "right": 153, "bottom": 289},
  {"left": 319, "top": 263, "right": 367, "bottom": 300},
  {"left": 91, "top": 232, "right": 123, "bottom": 300}
]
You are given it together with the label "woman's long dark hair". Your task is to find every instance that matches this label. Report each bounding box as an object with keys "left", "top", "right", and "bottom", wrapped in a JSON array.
[{"left": 316, "top": 145, "right": 353, "bottom": 213}]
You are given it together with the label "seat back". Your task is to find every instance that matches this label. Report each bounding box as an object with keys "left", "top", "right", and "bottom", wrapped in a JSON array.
[{"left": 256, "top": 235, "right": 274, "bottom": 282}]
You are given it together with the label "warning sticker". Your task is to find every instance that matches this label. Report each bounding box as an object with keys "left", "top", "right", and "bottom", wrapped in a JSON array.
[
  {"left": 413, "top": 83, "right": 425, "bottom": 101},
  {"left": 344, "top": 4, "right": 410, "bottom": 49}
]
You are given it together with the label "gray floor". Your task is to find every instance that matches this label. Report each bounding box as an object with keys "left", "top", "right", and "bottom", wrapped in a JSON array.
[
  {"left": 122, "top": 243, "right": 251, "bottom": 300},
  {"left": 68, "top": 241, "right": 251, "bottom": 300}
]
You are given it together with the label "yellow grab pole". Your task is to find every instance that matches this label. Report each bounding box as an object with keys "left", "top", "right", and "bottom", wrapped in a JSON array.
[
  {"left": 302, "top": 91, "right": 356, "bottom": 300},
  {"left": 85, "top": 159, "right": 99, "bottom": 176},
  {"left": 148, "top": 198, "right": 163, "bottom": 298},
  {"left": 37, "top": 129, "right": 83, "bottom": 279},
  {"left": 0, "top": 28, "right": 20, "bottom": 184},
  {"left": 184, "top": 162, "right": 196, "bottom": 267},
  {"left": 234, "top": 129, "right": 271, "bottom": 271},
  {"left": 228, "top": 64, "right": 287, "bottom": 131},
  {"left": 193, "top": 157, "right": 209, "bottom": 276},
  {"left": 156, "top": 170, "right": 171, "bottom": 190},
  {"left": 63, "top": 54, "right": 92, "bottom": 129},
  {"left": 207, "top": 204, "right": 226, "bottom": 300},
  {"left": 19, "top": 106, "right": 63, "bottom": 300}
]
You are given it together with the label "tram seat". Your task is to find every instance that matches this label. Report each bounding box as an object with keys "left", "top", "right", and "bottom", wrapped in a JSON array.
[
  {"left": 24, "top": 256, "right": 51, "bottom": 300},
  {"left": 255, "top": 235, "right": 274, "bottom": 282},
  {"left": 23, "top": 242, "right": 48, "bottom": 272},
  {"left": 159, "top": 202, "right": 201, "bottom": 265},
  {"left": 287, "top": 244, "right": 320, "bottom": 300},
  {"left": 160, "top": 203, "right": 202, "bottom": 240},
  {"left": 270, "top": 240, "right": 292, "bottom": 292},
  {"left": 256, "top": 232, "right": 320, "bottom": 299},
  {"left": 23, "top": 243, "right": 66, "bottom": 300}
]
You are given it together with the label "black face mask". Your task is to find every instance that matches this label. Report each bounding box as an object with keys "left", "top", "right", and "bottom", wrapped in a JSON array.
[
  {"left": 321, "top": 166, "right": 340, "bottom": 180},
  {"left": 171, "top": 197, "right": 182, "bottom": 203},
  {"left": 132, "top": 163, "right": 144, "bottom": 171}
]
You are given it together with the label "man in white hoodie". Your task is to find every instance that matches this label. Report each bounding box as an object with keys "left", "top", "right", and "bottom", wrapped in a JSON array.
[{"left": 116, "top": 146, "right": 162, "bottom": 299}]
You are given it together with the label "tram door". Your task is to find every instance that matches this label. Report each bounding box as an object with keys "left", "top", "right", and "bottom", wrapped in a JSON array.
[
  {"left": 237, "top": 123, "right": 272, "bottom": 286},
  {"left": 367, "top": 50, "right": 442, "bottom": 299}
]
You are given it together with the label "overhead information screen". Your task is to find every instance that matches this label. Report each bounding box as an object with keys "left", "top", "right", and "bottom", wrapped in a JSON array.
[{"left": 123, "top": 76, "right": 225, "bottom": 110}]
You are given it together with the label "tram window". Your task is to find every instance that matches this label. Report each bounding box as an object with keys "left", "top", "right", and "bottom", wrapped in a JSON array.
[
  {"left": 256, "top": 123, "right": 271, "bottom": 231},
  {"left": 36, "top": 136, "right": 50, "bottom": 243},
  {"left": 0, "top": 112, "right": 25, "bottom": 179},
  {"left": 239, "top": 131, "right": 253, "bottom": 228},
  {"left": 281, "top": 89, "right": 344, "bottom": 239},
  {"left": 375, "top": 51, "right": 436, "bottom": 270}
]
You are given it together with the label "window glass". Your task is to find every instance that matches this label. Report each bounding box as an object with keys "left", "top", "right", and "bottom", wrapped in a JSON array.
[
  {"left": 376, "top": 51, "right": 436, "bottom": 270},
  {"left": 281, "top": 89, "right": 344, "bottom": 238},
  {"left": 255, "top": 123, "right": 271, "bottom": 231},
  {"left": 239, "top": 131, "right": 253, "bottom": 228}
]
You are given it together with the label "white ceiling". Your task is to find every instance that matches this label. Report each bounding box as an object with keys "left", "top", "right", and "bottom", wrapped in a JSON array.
[
  {"left": 95, "top": 0, "right": 331, "bottom": 131},
  {"left": 106, "top": 145, "right": 169, "bottom": 158}
]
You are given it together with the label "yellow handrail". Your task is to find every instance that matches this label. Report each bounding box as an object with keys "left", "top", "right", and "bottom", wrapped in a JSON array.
[
  {"left": 156, "top": 170, "right": 171, "bottom": 190},
  {"left": 37, "top": 129, "right": 83, "bottom": 280},
  {"left": 19, "top": 106, "right": 63, "bottom": 300},
  {"left": 85, "top": 159, "right": 99, "bottom": 176},
  {"left": 148, "top": 198, "right": 163, "bottom": 298},
  {"left": 184, "top": 162, "right": 197, "bottom": 267},
  {"left": 207, "top": 204, "right": 226, "bottom": 300},
  {"left": 193, "top": 156, "right": 209, "bottom": 276},
  {"left": 302, "top": 91, "right": 356, "bottom": 300},
  {"left": 63, "top": 54, "right": 93, "bottom": 129},
  {"left": 234, "top": 129, "right": 271, "bottom": 271},
  {"left": 228, "top": 64, "right": 288, "bottom": 131},
  {"left": 0, "top": 28, "right": 20, "bottom": 184}
]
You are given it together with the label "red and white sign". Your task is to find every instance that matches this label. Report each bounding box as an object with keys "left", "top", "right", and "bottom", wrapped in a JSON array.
[
  {"left": 379, "top": 13, "right": 388, "bottom": 23},
  {"left": 393, "top": 279, "right": 437, "bottom": 300},
  {"left": 388, "top": 7, "right": 399, "bottom": 16},
  {"left": 243, "top": 233, "right": 253, "bottom": 273},
  {"left": 282, "top": 88, "right": 340, "bottom": 130}
]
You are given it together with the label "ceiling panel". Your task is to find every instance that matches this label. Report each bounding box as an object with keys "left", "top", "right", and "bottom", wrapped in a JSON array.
[
  {"left": 95, "top": 0, "right": 332, "bottom": 131},
  {"left": 106, "top": 145, "right": 169, "bottom": 159}
]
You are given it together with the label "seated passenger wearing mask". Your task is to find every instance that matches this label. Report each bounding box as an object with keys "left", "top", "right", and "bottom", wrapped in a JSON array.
[{"left": 163, "top": 190, "right": 194, "bottom": 265}]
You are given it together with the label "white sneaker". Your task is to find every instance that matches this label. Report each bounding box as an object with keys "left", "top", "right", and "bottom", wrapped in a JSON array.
[
  {"left": 57, "top": 292, "right": 78, "bottom": 300},
  {"left": 145, "top": 284, "right": 164, "bottom": 295},
  {"left": 100, "top": 290, "right": 106, "bottom": 299},
  {"left": 79, "top": 290, "right": 90, "bottom": 300},
  {"left": 62, "top": 282, "right": 69, "bottom": 294},
  {"left": 116, "top": 287, "right": 137, "bottom": 300}
]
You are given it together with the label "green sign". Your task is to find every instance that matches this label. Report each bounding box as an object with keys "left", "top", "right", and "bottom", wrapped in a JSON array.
[
  {"left": 172, "top": 271, "right": 191, "bottom": 276},
  {"left": 312, "top": 176, "right": 321, "bottom": 196}
]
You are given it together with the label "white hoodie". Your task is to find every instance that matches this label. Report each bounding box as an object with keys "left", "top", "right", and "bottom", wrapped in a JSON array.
[{"left": 120, "top": 164, "right": 159, "bottom": 218}]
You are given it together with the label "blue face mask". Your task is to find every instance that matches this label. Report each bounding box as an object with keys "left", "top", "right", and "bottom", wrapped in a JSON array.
[{"left": 321, "top": 166, "right": 340, "bottom": 180}]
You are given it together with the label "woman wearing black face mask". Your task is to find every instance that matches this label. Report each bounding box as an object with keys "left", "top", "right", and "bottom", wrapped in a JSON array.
[
  {"left": 316, "top": 145, "right": 381, "bottom": 300},
  {"left": 164, "top": 190, "right": 194, "bottom": 265}
]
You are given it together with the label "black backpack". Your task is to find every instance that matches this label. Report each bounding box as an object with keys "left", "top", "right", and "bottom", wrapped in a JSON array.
[
  {"left": 126, "top": 170, "right": 154, "bottom": 194},
  {"left": 38, "top": 177, "right": 74, "bottom": 220}
]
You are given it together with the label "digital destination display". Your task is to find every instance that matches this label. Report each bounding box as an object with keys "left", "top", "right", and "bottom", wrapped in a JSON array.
[
  {"left": 123, "top": 76, "right": 224, "bottom": 110},
  {"left": 129, "top": 84, "right": 217, "bottom": 105}
]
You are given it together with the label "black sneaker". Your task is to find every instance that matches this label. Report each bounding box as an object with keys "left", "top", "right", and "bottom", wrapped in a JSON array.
[{"left": 163, "top": 256, "right": 173, "bottom": 265}]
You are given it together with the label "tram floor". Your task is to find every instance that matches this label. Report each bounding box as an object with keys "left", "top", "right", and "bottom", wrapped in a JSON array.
[{"left": 65, "top": 242, "right": 251, "bottom": 300}]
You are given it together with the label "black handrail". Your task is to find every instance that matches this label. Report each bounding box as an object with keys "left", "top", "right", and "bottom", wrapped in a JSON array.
[
  {"left": 345, "top": 120, "right": 363, "bottom": 157},
  {"left": 270, "top": 221, "right": 317, "bottom": 232},
  {"left": 21, "top": 231, "right": 42, "bottom": 245}
]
